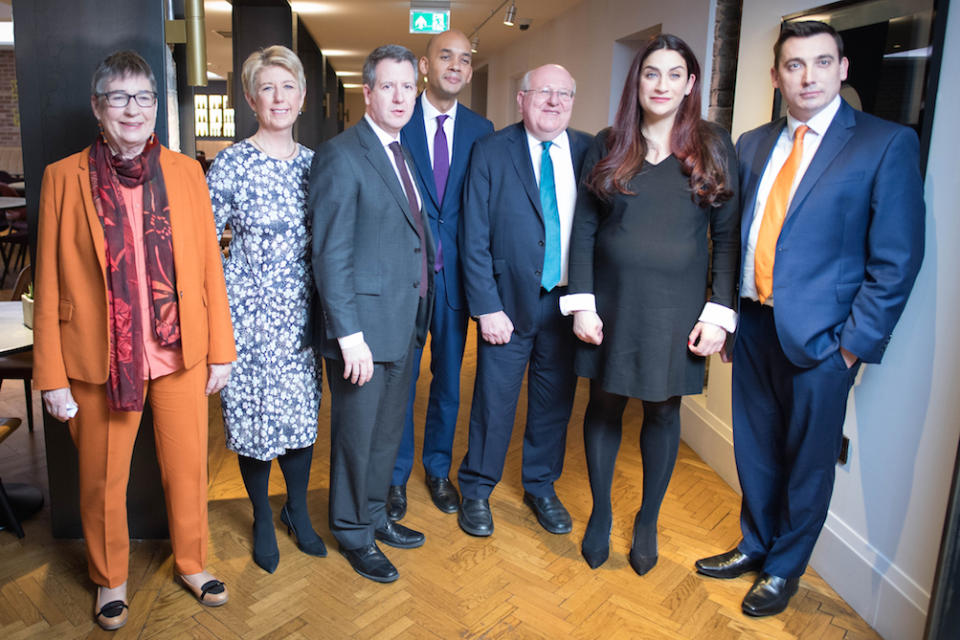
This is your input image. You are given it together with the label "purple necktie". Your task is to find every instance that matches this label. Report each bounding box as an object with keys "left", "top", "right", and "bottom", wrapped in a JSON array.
[
  {"left": 432, "top": 114, "right": 449, "bottom": 271},
  {"left": 389, "top": 141, "right": 428, "bottom": 298}
]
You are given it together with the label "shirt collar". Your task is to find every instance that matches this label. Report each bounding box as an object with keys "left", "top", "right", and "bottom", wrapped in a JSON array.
[
  {"left": 364, "top": 113, "right": 401, "bottom": 147},
  {"left": 787, "top": 94, "right": 841, "bottom": 138},
  {"left": 421, "top": 92, "right": 457, "bottom": 122},
  {"left": 525, "top": 127, "right": 569, "bottom": 152}
]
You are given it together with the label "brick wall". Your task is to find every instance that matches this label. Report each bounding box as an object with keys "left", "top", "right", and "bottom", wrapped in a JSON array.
[
  {"left": 0, "top": 50, "right": 21, "bottom": 148},
  {"left": 708, "top": 0, "right": 742, "bottom": 131}
]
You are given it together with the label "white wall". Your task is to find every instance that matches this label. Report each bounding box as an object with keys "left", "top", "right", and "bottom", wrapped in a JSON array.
[
  {"left": 683, "top": 2, "right": 960, "bottom": 638},
  {"left": 477, "top": 0, "right": 717, "bottom": 134}
]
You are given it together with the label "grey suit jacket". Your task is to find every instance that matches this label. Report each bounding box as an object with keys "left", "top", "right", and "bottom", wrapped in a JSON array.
[{"left": 309, "top": 118, "right": 436, "bottom": 363}]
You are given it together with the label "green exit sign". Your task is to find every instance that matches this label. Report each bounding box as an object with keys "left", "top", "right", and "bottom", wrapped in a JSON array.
[{"left": 409, "top": 9, "right": 450, "bottom": 34}]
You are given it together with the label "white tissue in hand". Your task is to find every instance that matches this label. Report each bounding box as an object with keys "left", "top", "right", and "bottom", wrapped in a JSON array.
[{"left": 65, "top": 401, "right": 78, "bottom": 418}]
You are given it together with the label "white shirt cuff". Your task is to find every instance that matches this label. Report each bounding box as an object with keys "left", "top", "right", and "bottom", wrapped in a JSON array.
[
  {"left": 698, "top": 302, "right": 737, "bottom": 333},
  {"left": 559, "top": 293, "right": 596, "bottom": 316},
  {"left": 338, "top": 332, "right": 364, "bottom": 350}
]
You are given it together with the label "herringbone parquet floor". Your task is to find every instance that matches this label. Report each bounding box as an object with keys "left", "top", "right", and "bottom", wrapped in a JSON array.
[{"left": 0, "top": 323, "right": 880, "bottom": 639}]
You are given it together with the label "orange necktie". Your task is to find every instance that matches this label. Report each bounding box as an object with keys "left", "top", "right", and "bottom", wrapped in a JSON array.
[{"left": 754, "top": 125, "right": 809, "bottom": 303}]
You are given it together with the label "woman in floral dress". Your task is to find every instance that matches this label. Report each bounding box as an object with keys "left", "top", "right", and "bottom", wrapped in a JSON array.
[{"left": 207, "top": 46, "right": 324, "bottom": 573}]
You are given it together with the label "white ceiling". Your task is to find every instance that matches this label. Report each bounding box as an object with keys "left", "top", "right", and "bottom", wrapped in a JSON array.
[{"left": 204, "top": 0, "right": 583, "bottom": 90}]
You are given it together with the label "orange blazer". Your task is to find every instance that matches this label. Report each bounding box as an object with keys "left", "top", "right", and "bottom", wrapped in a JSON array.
[{"left": 34, "top": 145, "right": 236, "bottom": 391}]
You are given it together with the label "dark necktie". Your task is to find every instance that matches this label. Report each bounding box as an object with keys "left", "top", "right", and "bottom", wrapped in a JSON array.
[
  {"left": 540, "top": 140, "right": 561, "bottom": 291},
  {"left": 389, "top": 141, "right": 427, "bottom": 298},
  {"left": 432, "top": 114, "right": 449, "bottom": 272}
]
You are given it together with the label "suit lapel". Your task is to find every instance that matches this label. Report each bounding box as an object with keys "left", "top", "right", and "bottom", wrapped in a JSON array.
[
  {"left": 784, "top": 102, "right": 855, "bottom": 222},
  {"left": 405, "top": 98, "right": 439, "bottom": 212},
  {"left": 740, "top": 121, "right": 784, "bottom": 246},
  {"left": 508, "top": 124, "right": 543, "bottom": 219},
  {"left": 447, "top": 104, "right": 473, "bottom": 205},
  {"left": 76, "top": 150, "right": 107, "bottom": 277},
  {"left": 358, "top": 119, "right": 419, "bottom": 232}
]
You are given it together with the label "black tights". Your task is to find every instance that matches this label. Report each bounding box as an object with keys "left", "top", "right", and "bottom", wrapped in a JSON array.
[
  {"left": 237, "top": 445, "right": 320, "bottom": 546},
  {"left": 581, "top": 381, "right": 681, "bottom": 556}
]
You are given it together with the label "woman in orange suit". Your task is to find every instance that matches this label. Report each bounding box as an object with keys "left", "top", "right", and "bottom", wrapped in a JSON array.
[{"left": 33, "top": 51, "right": 237, "bottom": 632}]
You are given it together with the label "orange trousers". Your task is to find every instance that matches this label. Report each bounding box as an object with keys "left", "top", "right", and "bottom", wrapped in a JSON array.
[{"left": 68, "top": 362, "right": 209, "bottom": 587}]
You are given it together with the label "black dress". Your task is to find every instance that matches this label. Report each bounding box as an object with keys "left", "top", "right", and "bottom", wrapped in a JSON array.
[{"left": 567, "top": 126, "right": 740, "bottom": 401}]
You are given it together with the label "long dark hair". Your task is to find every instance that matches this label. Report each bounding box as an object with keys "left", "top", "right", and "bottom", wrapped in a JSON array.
[{"left": 585, "top": 34, "right": 732, "bottom": 208}]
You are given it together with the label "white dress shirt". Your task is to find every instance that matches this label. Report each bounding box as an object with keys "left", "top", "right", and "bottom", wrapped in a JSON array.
[
  {"left": 741, "top": 94, "right": 842, "bottom": 304},
  {"left": 421, "top": 93, "right": 456, "bottom": 167},
  {"left": 339, "top": 115, "right": 424, "bottom": 349},
  {"left": 526, "top": 129, "right": 577, "bottom": 287}
]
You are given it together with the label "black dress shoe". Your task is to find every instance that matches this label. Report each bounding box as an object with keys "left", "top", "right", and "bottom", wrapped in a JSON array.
[
  {"left": 695, "top": 548, "right": 764, "bottom": 579},
  {"left": 523, "top": 492, "right": 572, "bottom": 535},
  {"left": 425, "top": 475, "right": 460, "bottom": 513},
  {"left": 386, "top": 485, "right": 407, "bottom": 521},
  {"left": 458, "top": 498, "right": 493, "bottom": 536},
  {"left": 741, "top": 573, "right": 800, "bottom": 617},
  {"left": 375, "top": 520, "right": 425, "bottom": 549},
  {"left": 338, "top": 543, "right": 399, "bottom": 583}
]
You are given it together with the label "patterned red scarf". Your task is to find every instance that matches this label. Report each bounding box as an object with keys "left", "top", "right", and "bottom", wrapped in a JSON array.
[{"left": 89, "top": 133, "right": 181, "bottom": 411}]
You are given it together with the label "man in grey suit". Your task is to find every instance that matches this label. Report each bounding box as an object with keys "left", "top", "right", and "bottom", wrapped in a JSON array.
[{"left": 309, "top": 44, "right": 435, "bottom": 583}]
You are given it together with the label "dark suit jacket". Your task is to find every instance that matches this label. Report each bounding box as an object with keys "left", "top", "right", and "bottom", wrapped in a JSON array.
[
  {"left": 461, "top": 122, "right": 592, "bottom": 336},
  {"left": 737, "top": 99, "right": 925, "bottom": 367},
  {"left": 309, "top": 118, "right": 436, "bottom": 363},
  {"left": 401, "top": 98, "right": 493, "bottom": 311}
]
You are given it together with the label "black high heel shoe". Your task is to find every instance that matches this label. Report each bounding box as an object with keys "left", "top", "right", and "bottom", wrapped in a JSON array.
[
  {"left": 251, "top": 521, "right": 279, "bottom": 573},
  {"left": 628, "top": 512, "right": 658, "bottom": 576},
  {"left": 580, "top": 517, "right": 612, "bottom": 569},
  {"left": 280, "top": 503, "right": 327, "bottom": 557}
]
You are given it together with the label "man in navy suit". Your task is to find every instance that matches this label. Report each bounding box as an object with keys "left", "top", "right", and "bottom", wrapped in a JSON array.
[
  {"left": 388, "top": 30, "right": 494, "bottom": 521},
  {"left": 457, "top": 64, "right": 592, "bottom": 537},
  {"left": 695, "top": 21, "right": 924, "bottom": 616},
  {"left": 310, "top": 45, "right": 435, "bottom": 583}
]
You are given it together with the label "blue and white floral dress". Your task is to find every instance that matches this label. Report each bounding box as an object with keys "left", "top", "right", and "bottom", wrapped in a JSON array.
[{"left": 207, "top": 140, "right": 320, "bottom": 460}]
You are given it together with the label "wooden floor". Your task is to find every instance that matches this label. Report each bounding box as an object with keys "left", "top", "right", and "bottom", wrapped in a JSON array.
[{"left": 0, "top": 323, "right": 881, "bottom": 639}]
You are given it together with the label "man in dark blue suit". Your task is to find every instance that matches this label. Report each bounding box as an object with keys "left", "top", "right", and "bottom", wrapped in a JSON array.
[
  {"left": 457, "top": 64, "right": 592, "bottom": 537},
  {"left": 695, "top": 21, "right": 924, "bottom": 616},
  {"left": 388, "top": 30, "right": 494, "bottom": 521}
]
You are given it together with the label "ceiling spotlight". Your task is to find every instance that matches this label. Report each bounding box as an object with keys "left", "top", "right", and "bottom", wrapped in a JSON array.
[
  {"left": 504, "top": 2, "right": 516, "bottom": 27},
  {"left": 471, "top": 36, "right": 479, "bottom": 53}
]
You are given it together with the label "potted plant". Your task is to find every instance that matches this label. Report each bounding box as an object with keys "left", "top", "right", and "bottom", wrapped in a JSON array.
[{"left": 21, "top": 283, "right": 33, "bottom": 329}]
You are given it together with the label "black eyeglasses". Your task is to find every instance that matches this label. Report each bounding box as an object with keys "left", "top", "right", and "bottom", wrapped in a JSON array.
[{"left": 98, "top": 91, "right": 158, "bottom": 108}]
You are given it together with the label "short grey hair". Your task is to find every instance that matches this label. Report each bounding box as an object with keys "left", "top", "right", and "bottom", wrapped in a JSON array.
[
  {"left": 241, "top": 45, "right": 306, "bottom": 98},
  {"left": 91, "top": 50, "right": 157, "bottom": 96},
  {"left": 362, "top": 44, "right": 418, "bottom": 89},
  {"left": 519, "top": 66, "right": 577, "bottom": 93}
]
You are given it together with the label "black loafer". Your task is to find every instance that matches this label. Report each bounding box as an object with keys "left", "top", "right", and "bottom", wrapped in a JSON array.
[
  {"left": 741, "top": 573, "right": 800, "bottom": 617},
  {"left": 695, "top": 548, "right": 764, "bottom": 579},
  {"left": 522, "top": 492, "right": 572, "bottom": 535},
  {"left": 458, "top": 498, "right": 493, "bottom": 536},
  {"left": 338, "top": 543, "right": 399, "bottom": 583},
  {"left": 375, "top": 520, "right": 425, "bottom": 549},
  {"left": 386, "top": 485, "right": 407, "bottom": 522},
  {"left": 425, "top": 475, "right": 460, "bottom": 513}
]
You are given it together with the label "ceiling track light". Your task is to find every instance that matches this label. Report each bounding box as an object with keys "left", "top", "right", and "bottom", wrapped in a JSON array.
[
  {"left": 504, "top": 2, "right": 517, "bottom": 27},
  {"left": 471, "top": 36, "right": 479, "bottom": 53}
]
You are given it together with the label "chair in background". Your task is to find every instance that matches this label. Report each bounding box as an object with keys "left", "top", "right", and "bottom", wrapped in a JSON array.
[
  {"left": 0, "top": 417, "right": 25, "bottom": 538},
  {"left": 0, "top": 183, "right": 28, "bottom": 288},
  {"left": 0, "top": 265, "right": 34, "bottom": 432}
]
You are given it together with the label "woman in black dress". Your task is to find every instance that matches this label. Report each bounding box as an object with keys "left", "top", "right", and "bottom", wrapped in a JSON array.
[{"left": 564, "top": 34, "right": 739, "bottom": 574}]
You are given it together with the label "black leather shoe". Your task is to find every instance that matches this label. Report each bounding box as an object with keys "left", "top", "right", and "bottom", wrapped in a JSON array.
[
  {"left": 523, "top": 492, "right": 572, "bottom": 535},
  {"left": 375, "top": 520, "right": 425, "bottom": 549},
  {"left": 741, "top": 573, "right": 800, "bottom": 617},
  {"left": 458, "top": 498, "right": 493, "bottom": 536},
  {"left": 386, "top": 485, "right": 407, "bottom": 521},
  {"left": 338, "top": 543, "right": 399, "bottom": 583},
  {"left": 695, "top": 548, "right": 764, "bottom": 579},
  {"left": 425, "top": 475, "right": 460, "bottom": 513}
]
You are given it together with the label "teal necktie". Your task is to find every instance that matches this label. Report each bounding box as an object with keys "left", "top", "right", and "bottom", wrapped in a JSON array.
[{"left": 539, "top": 140, "right": 561, "bottom": 291}]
